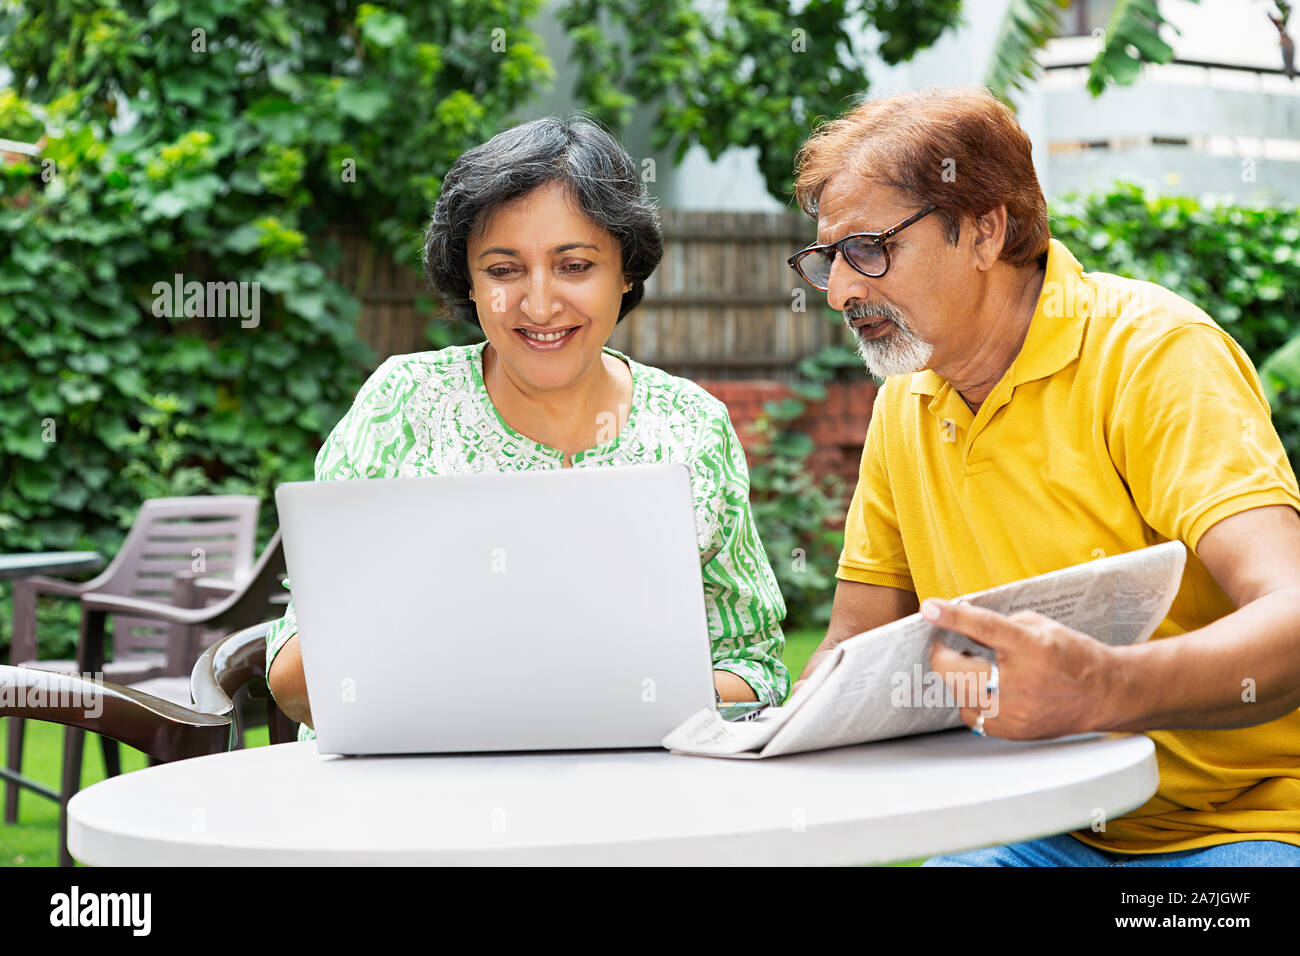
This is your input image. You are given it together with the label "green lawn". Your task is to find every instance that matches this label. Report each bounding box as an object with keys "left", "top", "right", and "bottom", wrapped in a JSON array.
[
  {"left": 2, "top": 625, "right": 920, "bottom": 867},
  {"left": 782, "top": 625, "right": 823, "bottom": 686}
]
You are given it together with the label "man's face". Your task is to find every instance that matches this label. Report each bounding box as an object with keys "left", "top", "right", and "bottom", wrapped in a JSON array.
[{"left": 815, "top": 175, "right": 970, "bottom": 379}]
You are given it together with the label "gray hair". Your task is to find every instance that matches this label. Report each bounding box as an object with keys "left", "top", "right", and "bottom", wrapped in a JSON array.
[{"left": 422, "top": 112, "right": 663, "bottom": 328}]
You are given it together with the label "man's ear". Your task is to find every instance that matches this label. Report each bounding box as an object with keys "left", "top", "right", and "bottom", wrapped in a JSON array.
[{"left": 970, "top": 204, "right": 1009, "bottom": 270}]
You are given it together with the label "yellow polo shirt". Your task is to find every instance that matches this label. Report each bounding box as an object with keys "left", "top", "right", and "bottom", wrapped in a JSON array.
[{"left": 838, "top": 237, "right": 1300, "bottom": 854}]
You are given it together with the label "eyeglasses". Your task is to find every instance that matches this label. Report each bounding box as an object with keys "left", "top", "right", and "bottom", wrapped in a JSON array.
[{"left": 787, "top": 204, "right": 938, "bottom": 291}]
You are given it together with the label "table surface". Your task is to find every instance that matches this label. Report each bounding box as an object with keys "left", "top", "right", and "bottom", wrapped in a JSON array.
[
  {"left": 68, "top": 730, "right": 1157, "bottom": 866},
  {"left": 0, "top": 551, "right": 103, "bottom": 580}
]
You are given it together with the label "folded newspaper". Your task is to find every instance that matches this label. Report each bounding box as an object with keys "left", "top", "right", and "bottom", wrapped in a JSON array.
[{"left": 664, "top": 541, "right": 1187, "bottom": 758}]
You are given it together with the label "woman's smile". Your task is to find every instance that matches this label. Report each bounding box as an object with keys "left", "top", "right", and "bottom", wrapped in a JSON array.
[{"left": 515, "top": 324, "right": 582, "bottom": 351}]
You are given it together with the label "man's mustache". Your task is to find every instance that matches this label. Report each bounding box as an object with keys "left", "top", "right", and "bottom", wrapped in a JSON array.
[{"left": 844, "top": 301, "right": 905, "bottom": 326}]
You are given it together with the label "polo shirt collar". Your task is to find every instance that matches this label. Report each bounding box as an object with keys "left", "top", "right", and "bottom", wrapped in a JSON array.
[{"left": 909, "top": 237, "right": 1088, "bottom": 398}]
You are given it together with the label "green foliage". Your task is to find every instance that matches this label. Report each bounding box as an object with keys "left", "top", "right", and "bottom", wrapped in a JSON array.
[
  {"left": 0, "top": 0, "right": 552, "bottom": 660},
  {"left": 985, "top": 0, "right": 1198, "bottom": 106},
  {"left": 748, "top": 310, "right": 863, "bottom": 630},
  {"left": 556, "top": 0, "right": 962, "bottom": 201},
  {"left": 1050, "top": 182, "right": 1300, "bottom": 464},
  {"left": 0, "top": 0, "right": 969, "bottom": 657},
  {"left": 985, "top": 0, "right": 1072, "bottom": 105},
  {"left": 1087, "top": 0, "right": 1179, "bottom": 95}
]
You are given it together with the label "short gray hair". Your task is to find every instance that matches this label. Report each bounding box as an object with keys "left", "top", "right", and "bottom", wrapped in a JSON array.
[{"left": 422, "top": 112, "right": 662, "bottom": 328}]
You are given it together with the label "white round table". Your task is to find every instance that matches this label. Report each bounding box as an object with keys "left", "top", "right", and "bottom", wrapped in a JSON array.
[{"left": 67, "top": 729, "right": 1157, "bottom": 865}]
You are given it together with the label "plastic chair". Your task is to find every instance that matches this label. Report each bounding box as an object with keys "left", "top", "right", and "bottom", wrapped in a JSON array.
[
  {"left": 0, "top": 621, "right": 295, "bottom": 866},
  {"left": 42, "top": 530, "right": 287, "bottom": 860},
  {"left": 5, "top": 495, "right": 260, "bottom": 823}
]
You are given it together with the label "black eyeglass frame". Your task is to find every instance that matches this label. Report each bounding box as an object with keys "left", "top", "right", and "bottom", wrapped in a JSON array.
[{"left": 787, "top": 204, "right": 939, "bottom": 290}]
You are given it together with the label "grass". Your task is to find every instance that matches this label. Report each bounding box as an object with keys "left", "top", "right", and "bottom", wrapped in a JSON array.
[
  {"left": 2, "top": 625, "right": 920, "bottom": 866},
  {"left": 782, "top": 626, "right": 823, "bottom": 687}
]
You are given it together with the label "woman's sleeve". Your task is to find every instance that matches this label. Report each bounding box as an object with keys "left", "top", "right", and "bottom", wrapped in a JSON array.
[
  {"left": 699, "top": 410, "right": 791, "bottom": 707},
  {"left": 264, "top": 356, "right": 407, "bottom": 684}
]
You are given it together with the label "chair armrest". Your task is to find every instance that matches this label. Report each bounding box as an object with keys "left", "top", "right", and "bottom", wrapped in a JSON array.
[
  {"left": 0, "top": 665, "right": 230, "bottom": 761},
  {"left": 193, "top": 576, "right": 240, "bottom": 596},
  {"left": 12, "top": 574, "right": 95, "bottom": 600},
  {"left": 81, "top": 591, "right": 213, "bottom": 625},
  {"left": 190, "top": 621, "right": 275, "bottom": 717},
  {"left": 10, "top": 575, "right": 101, "bottom": 666}
]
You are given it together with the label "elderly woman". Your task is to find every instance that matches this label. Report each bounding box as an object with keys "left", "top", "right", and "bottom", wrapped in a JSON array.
[{"left": 265, "top": 114, "right": 789, "bottom": 739}]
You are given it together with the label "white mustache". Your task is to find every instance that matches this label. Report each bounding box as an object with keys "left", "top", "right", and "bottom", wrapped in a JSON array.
[{"left": 844, "top": 303, "right": 904, "bottom": 328}]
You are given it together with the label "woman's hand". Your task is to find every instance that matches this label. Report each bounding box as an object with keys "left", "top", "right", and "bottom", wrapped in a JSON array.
[
  {"left": 713, "top": 669, "right": 758, "bottom": 703},
  {"left": 267, "top": 632, "right": 314, "bottom": 729}
]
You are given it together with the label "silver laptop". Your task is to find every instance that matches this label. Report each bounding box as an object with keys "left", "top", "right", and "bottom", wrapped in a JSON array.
[{"left": 274, "top": 463, "right": 717, "bottom": 755}]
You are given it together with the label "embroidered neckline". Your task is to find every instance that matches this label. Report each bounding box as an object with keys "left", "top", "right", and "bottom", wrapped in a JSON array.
[{"left": 467, "top": 339, "right": 646, "bottom": 464}]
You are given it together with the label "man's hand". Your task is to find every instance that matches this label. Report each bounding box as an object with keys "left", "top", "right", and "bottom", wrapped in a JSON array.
[{"left": 923, "top": 598, "right": 1124, "bottom": 740}]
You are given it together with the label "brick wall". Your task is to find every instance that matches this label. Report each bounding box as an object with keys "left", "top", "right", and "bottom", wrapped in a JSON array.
[{"left": 697, "top": 379, "right": 879, "bottom": 498}]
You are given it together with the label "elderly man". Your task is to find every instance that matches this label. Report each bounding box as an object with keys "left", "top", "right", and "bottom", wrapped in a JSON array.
[{"left": 789, "top": 87, "right": 1300, "bottom": 866}]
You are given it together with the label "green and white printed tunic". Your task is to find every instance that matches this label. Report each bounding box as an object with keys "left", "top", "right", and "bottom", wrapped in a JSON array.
[{"left": 265, "top": 340, "right": 790, "bottom": 741}]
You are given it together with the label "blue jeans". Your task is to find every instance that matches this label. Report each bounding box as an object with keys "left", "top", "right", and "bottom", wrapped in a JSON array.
[{"left": 923, "top": 833, "right": 1300, "bottom": 866}]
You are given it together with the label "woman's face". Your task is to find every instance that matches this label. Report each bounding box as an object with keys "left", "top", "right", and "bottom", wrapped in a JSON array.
[{"left": 466, "top": 180, "right": 631, "bottom": 391}]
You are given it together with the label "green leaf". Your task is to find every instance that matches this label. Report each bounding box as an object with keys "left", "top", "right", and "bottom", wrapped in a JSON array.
[
  {"left": 287, "top": 373, "right": 321, "bottom": 403},
  {"left": 3, "top": 427, "right": 51, "bottom": 460},
  {"left": 0, "top": 363, "right": 30, "bottom": 391},
  {"left": 763, "top": 398, "right": 806, "bottom": 421},
  {"left": 0, "top": 262, "right": 37, "bottom": 293},
  {"left": 161, "top": 74, "right": 206, "bottom": 108},
  {"left": 358, "top": 7, "right": 408, "bottom": 48},
  {"left": 224, "top": 222, "right": 264, "bottom": 254},
  {"left": 983, "top": 0, "right": 1069, "bottom": 105},
  {"left": 50, "top": 483, "right": 90, "bottom": 510},
  {"left": 14, "top": 462, "right": 58, "bottom": 500},
  {"left": 168, "top": 337, "right": 212, "bottom": 373},
  {"left": 109, "top": 367, "right": 146, "bottom": 398},
  {"left": 253, "top": 336, "right": 296, "bottom": 368},
  {"left": 1260, "top": 335, "right": 1300, "bottom": 410},
  {"left": 1086, "top": 0, "right": 1179, "bottom": 96},
  {"left": 11, "top": 242, "right": 52, "bottom": 273},
  {"left": 286, "top": 291, "right": 327, "bottom": 324},
  {"left": 336, "top": 84, "right": 391, "bottom": 122}
]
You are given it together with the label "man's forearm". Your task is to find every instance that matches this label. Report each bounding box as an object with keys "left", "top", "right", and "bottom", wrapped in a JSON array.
[{"left": 1102, "top": 587, "right": 1300, "bottom": 733}]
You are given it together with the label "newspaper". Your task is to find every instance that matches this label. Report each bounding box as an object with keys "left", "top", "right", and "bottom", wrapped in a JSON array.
[{"left": 663, "top": 541, "right": 1187, "bottom": 758}]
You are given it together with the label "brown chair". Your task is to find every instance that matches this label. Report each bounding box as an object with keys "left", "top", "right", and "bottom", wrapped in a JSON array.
[
  {"left": 6, "top": 532, "right": 285, "bottom": 859},
  {"left": 0, "top": 620, "right": 296, "bottom": 867},
  {"left": 52, "top": 531, "right": 287, "bottom": 854},
  {"left": 5, "top": 495, "right": 261, "bottom": 822},
  {"left": 9, "top": 495, "right": 261, "bottom": 679}
]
